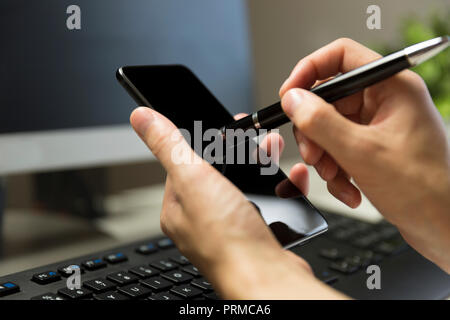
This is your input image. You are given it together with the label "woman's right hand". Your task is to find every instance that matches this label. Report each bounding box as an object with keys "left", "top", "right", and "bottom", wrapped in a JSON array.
[{"left": 279, "top": 38, "right": 450, "bottom": 272}]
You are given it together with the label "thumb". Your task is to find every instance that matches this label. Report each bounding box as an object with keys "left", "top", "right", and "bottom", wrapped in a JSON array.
[
  {"left": 281, "top": 88, "right": 361, "bottom": 163},
  {"left": 130, "top": 107, "right": 205, "bottom": 181}
]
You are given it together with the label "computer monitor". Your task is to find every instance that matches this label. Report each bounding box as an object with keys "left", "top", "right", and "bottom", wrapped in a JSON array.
[{"left": 0, "top": 0, "right": 254, "bottom": 175}]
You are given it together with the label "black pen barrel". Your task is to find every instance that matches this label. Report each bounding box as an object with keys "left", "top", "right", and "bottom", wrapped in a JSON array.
[
  {"left": 237, "top": 51, "right": 411, "bottom": 132},
  {"left": 222, "top": 113, "right": 255, "bottom": 132},
  {"left": 257, "top": 102, "right": 286, "bottom": 129},
  {"left": 310, "top": 51, "right": 410, "bottom": 103},
  {"left": 222, "top": 36, "right": 449, "bottom": 135}
]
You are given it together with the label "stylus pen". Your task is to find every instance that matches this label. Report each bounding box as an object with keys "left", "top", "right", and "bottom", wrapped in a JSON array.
[{"left": 222, "top": 36, "right": 450, "bottom": 134}]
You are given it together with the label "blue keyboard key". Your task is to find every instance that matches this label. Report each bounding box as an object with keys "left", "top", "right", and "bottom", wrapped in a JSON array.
[
  {"left": 0, "top": 282, "right": 20, "bottom": 297},
  {"left": 104, "top": 252, "right": 127, "bottom": 264},
  {"left": 157, "top": 238, "right": 174, "bottom": 249},
  {"left": 82, "top": 258, "right": 107, "bottom": 271},
  {"left": 136, "top": 243, "right": 158, "bottom": 255}
]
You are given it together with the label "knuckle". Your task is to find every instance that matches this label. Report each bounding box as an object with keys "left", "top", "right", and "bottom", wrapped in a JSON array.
[
  {"left": 405, "top": 71, "right": 426, "bottom": 90},
  {"left": 160, "top": 211, "right": 171, "bottom": 236},
  {"left": 160, "top": 222, "right": 169, "bottom": 237},
  {"left": 301, "top": 143, "right": 321, "bottom": 165},
  {"left": 160, "top": 208, "right": 181, "bottom": 239},
  {"left": 302, "top": 152, "right": 316, "bottom": 165},
  {"left": 310, "top": 103, "right": 329, "bottom": 120},
  {"left": 296, "top": 113, "right": 314, "bottom": 132}
]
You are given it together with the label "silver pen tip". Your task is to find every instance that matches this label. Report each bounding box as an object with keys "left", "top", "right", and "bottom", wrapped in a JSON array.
[{"left": 404, "top": 35, "right": 450, "bottom": 66}]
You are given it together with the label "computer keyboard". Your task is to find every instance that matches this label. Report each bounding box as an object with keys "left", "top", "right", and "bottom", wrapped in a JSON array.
[{"left": 1, "top": 212, "right": 449, "bottom": 300}]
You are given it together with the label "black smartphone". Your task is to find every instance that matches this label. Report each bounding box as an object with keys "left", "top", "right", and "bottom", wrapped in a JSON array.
[{"left": 116, "top": 65, "right": 327, "bottom": 248}]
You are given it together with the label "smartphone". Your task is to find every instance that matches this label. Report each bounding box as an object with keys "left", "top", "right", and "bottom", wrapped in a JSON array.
[{"left": 116, "top": 65, "right": 327, "bottom": 248}]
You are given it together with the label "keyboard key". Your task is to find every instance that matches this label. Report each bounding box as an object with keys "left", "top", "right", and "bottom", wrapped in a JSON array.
[
  {"left": 104, "top": 252, "right": 127, "bottom": 264},
  {"left": 136, "top": 243, "right": 158, "bottom": 255},
  {"left": 140, "top": 277, "right": 172, "bottom": 292},
  {"left": 107, "top": 271, "right": 138, "bottom": 286},
  {"left": 191, "top": 278, "right": 213, "bottom": 291},
  {"left": 352, "top": 232, "right": 382, "bottom": 249},
  {"left": 32, "top": 271, "right": 61, "bottom": 285},
  {"left": 94, "top": 291, "right": 129, "bottom": 300},
  {"left": 329, "top": 261, "right": 359, "bottom": 274},
  {"left": 358, "top": 250, "right": 379, "bottom": 260},
  {"left": 182, "top": 265, "right": 201, "bottom": 277},
  {"left": 345, "top": 251, "right": 378, "bottom": 268},
  {"left": 149, "top": 291, "right": 182, "bottom": 300},
  {"left": 157, "top": 238, "right": 174, "bottom": 249},
  {"left": 331, "top": 227, "right": 359, "bottom": 241},
  {"left": 31, "top": 293, "right": 64, "bottom": 300},
  {"left": 58, "top": 264, "right": 84, "bottom": 277},
  {"left": 82, "top": 258, "right": 107, "bottom": 271},
  {"left": 162, "top": 271, "right": 193, "bottom": 284},
  {"left": 150, "top": 259, "right": 177, "bottom": 271},
  {"left": 377, "top": 224, "right": 399, "bottom": 240},
  {"left": 373, "top": 236, "right": 408, "bottom": 256},
  {"left": 319, "top": 248, "right": 343, "bottom": 260},
  {"left": 129, "top": 265, "right": 160, "bottom": 279},
  {"left": 349, "top": 221, "right": 372, "bottom": 233},
  {"left": 58, "top": 287, "right": 92, "bottom": 299},
  {"left": 203, "top": 292, "right": 219, "bottom": 300},
  {"left": 170, "top": 254, "right": 190, "bottom": 266},
  {"left": 118, "top": 284, "right": 151, "bottom": 299},
  {"left": 171, "top": 284, "right": 202, "bottom": 299},
  {"left": 83, "top": 278, "right": 116, "bottom": 293},
  {"left": 0, "top": 282, "right": 20, "bottom": 297}
]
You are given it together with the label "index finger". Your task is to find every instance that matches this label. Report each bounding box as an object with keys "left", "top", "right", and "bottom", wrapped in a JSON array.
[{"left": 279, "top": 38, "right": 381, "bottom": 97}]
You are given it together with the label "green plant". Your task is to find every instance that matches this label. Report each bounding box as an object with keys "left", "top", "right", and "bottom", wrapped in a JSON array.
[{"left": 372, "top": 11, "right": 450, "bottom": 120}]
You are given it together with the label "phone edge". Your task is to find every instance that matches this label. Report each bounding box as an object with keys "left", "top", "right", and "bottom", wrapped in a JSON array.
[{"left": 116, "top": 67, "right": 153, "bottom": 108}]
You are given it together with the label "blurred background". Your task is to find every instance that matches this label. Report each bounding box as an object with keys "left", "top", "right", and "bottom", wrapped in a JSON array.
[{"left": 0, "top": 0, "right": 449, "bottom": 275}]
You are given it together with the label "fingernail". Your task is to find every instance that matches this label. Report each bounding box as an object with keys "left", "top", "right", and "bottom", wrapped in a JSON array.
[
  {"left": 282, "top": 89, "right": 303, "bottom": 117},
  {"left": 132, "top": 107, "right": 154, "bottom": 136}
]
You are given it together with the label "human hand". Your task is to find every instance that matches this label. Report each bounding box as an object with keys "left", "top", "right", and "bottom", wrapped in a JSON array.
[
  {"left": 280, "top": 38, "right": 450, "bottom": 271},
  {"left": 130, "top": 107, "right": 346, "bottom": 299}
]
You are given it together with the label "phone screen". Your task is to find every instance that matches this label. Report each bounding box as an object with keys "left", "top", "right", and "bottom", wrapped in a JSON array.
[{"left": 117, "top": 65, "right": 327, "bottom": 248}]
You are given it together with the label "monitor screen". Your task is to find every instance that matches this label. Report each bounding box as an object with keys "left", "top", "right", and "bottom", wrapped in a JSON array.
[{"left": 0, "top": 0, "right": 253, "bottom": 134}]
